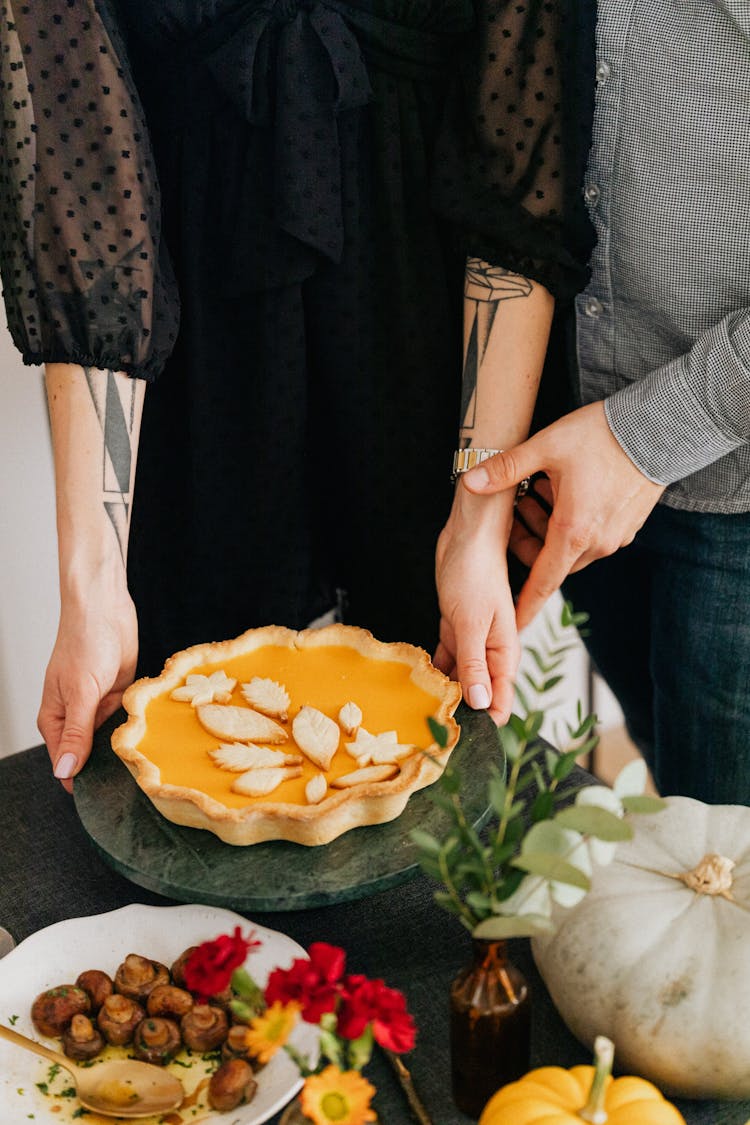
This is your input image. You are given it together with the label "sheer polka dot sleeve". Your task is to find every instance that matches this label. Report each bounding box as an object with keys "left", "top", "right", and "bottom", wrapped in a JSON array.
[
  {"left": 434, "top": 0, "right": 597, "bottom": 301},
  {"left": 0, "top": 0, "right": 179, "bottom": 379}
]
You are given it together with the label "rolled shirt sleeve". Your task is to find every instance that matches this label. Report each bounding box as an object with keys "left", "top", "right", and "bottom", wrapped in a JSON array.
[
  {"left": 605, "top": 309, "right": 750, "bottom": 486},
  {"left": 0, "top": 0, "right": 179, "bottom": 379}
]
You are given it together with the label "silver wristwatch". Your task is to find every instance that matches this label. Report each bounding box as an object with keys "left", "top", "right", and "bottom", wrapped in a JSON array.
[{"left": 451, "top": 448, "right": 502, "bottom": 482}]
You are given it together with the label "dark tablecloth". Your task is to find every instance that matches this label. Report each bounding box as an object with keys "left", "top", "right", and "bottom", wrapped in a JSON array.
[{"left": 0, "top": 744, "right": 747, "bottom": 1124}]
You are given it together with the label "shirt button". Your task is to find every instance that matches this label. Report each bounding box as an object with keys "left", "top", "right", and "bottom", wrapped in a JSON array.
[
  {"left": 584, "top": 183, "right": 601, "bottom": 205},
  {"left": 596, "top": 60, "right": 611, "bottom": 83},
  {"left": 584, "top": 297, "right": 603, "bottom": 318}
]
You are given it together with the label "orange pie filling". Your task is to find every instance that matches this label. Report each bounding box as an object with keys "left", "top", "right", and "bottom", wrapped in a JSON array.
[{"left": 135, "top": 643, "right": 444, "bottom": 809}]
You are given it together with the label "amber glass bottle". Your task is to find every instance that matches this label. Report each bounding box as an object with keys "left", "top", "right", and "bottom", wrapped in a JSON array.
[{"left": 449, "top": 938, "right": 531, "bottom": 1118}]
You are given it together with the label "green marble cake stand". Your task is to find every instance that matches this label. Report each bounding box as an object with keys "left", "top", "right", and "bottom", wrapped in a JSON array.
[{"left": 74, "top": 705, "right": 501, "bottom": 911}]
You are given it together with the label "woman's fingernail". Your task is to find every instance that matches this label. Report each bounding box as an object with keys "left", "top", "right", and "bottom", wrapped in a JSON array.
[
  {"left": 54, "top": 752, "right": 78, "bottom": 779},
  {"left": 467, "top": 684, "right": 491, "bottom": 710},
  {"left": 465, "top": 467, "right": 489, "bottom": 490}
]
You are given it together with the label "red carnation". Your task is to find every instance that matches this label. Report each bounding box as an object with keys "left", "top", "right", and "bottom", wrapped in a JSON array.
[
  {"left": 183, "top": 927, "right": 260, "bottom": 1000},
  {"left": 337, "top": 975, "right": 416, "bottom": 1054},
  {"left": 265, "top": 942, "right": 346, "bottom": 1023}
]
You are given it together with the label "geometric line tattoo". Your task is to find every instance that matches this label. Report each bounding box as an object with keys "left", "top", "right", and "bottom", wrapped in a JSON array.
[
  {"left": 460, "top": 258, "right": 533, "bottom": 448},
  {"left": 83, "top": 366, "right": 135, "bottom": 562}
]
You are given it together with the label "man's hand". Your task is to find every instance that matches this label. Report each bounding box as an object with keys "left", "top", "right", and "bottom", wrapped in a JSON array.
[
  {"left": 463, "top": 402, "right": 665, "bottom": 630},
  {"left": 434, "top": 484, "right": 519, "bottom": 724},
  {"left": 38, "top": 591, "right": 138, "bottom": 793}
]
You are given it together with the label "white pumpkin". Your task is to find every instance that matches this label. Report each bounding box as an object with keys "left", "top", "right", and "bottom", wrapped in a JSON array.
[{"left": 532, "top": 795, "right": 750, "bottom": 1098}]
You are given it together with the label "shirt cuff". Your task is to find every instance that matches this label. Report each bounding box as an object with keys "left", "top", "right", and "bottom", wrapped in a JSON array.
[{"left": 603, "top": 312, "right": 750, "bottom": 485}]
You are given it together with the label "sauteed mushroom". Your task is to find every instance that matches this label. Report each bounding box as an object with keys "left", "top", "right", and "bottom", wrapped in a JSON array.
[
  {"left": 76, "top": 969, "right": 114, "bottom": 1013},
  {"left": 96, "top": 993, "right": 145, "bottom": 1046},
  {"left": 133, "top": 1017, "right": 182, "bottom": 1066},
  {"left": 181, "top": 1004, "right": 229, "bottom": 1052},
  {"left": 114, "top": 953, "right": 169, "bottom": 1002},
  {"left": 147, "top": 983, "right": 194, "bottom": 1021},
  {"left": 169, "top": 947, "right": 197, "bottom": 990},
  {"left": 61, "top": 1013, "right": 105, "bottom": 1061},
  {"left": 208, "top": 1058, "right": 257, "bottom": 1112},
  {"left": 31, "top": 985, "right": 91, "bottom": 1037},
  {"left": 221, "top": 1023, "right": 256, "bottom": 1065}
]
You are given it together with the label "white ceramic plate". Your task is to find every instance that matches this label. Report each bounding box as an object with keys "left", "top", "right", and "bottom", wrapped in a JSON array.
[{"left": 0, "top": 903, "right": 318, "bottom": 1124}]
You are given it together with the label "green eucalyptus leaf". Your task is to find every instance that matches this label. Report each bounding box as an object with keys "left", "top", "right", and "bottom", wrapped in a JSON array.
[
  {"left": 508, "top": 712, "right": 527, "bottom": 738},
  {"left": 512, "top": 853, "right": 591, "bottom": 890},
  {"left": 621, "top": 795, "right": 668, "bottom": 814},
  {"left": 410, "top": 828, "right": 442, "bottom": 855},
  {"left": 524, "top": 712, "right": 544, "bottom": 739},
  {"left": 573, "top": 734, "right": 600, "bottom": 758},
  {"left": 465, "top": 891, "right": 493, "bottom": 913},
  {"left": 555, "top": 805, "right": 633, "bottom": 841},
  {"left": 487, "top": 773, "right": 507, "bottom": 816},
  {"left": 570, "top": 713, "right": 597, "bottom": 739},
  {"left": 428, "top": 715, "right": 449, "bottom": 748},
  {"left": 531, "top": 790, "right": 555, "bottom": 823},
  {"left": 473, "top": 914, "right": 556, "bottom": 940},
  {"left": 499, "top": 723, "right": 522, "bottom": 764},
  {"left": 553, "top": 749, "right": 580, "bottom": 781},
  {"left": 495, "top": 868, "right": 525, "bottom": 901},
  {"left": 490, "top": 840, "right": 518, "bottom": 867}
]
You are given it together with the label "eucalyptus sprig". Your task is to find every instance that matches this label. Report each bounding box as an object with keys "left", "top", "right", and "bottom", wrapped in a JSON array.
[{"left": 412, "top": 601, "right": 665, "bottom": 940}]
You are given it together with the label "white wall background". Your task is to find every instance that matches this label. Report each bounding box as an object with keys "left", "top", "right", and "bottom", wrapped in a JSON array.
[
  {"left": 0, "top": 314, "right": 622, "bottom": 759},
  {"left": 0, "top": 317, "right": 59, "bottom": 756}
]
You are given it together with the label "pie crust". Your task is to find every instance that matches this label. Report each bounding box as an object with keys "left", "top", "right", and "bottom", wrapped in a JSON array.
[{"left": 111, "top": 624, "right": 462, "bottom": 846}]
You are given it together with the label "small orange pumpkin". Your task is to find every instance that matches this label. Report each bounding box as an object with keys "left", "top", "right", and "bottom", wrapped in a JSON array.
[{"left": 478, "top": 1037, "right": 686, "bottom": 1125}]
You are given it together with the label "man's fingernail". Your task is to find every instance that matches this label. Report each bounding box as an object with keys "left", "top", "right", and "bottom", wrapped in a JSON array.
[
  {"left": 467, "top": 684, "right": 491, "bottom": 709},
  {"left": 54, "top": 752, "right": 78, "bottom": 779},
  {"left": 465, "top": 467, "right": 489, "bottom": 490}
]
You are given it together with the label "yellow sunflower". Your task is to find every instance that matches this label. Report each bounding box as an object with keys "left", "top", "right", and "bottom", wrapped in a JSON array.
[
  {"left": 300, "top": 1065, "right": 377, "bottom": 1125},
  {"left": 244, "top": 1001, "right": 300, "bottom": 1064}
]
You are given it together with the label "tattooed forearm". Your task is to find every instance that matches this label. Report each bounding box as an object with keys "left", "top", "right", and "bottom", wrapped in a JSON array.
[
  {"left": 83, "top": 366, "right": 137, "bottom": 563},
  {"left": 460, "top": 259, "right": 533, "bottom": 447}
]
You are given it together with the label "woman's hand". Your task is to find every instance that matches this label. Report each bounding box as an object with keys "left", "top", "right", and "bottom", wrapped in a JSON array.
[
  {"left": 434, "top": 482, "right": 519, "bottom": 724},
  {"left": 463, "top": 402, "right": 665, "bottom": 630},
  {"left": 38, "top": 585, "right": 138, "bottom": 793}
]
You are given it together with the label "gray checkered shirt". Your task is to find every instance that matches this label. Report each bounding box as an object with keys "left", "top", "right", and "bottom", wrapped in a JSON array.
[{"left": 575, "top": 0, "right": 750, "bottom": 513}]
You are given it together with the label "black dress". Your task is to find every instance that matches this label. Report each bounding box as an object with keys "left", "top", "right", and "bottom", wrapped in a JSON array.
[{"left": 0, "top": 0, "right": 595, "bottom": 675}]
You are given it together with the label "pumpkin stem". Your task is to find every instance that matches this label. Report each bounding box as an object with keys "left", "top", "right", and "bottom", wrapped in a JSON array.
[
  {"left": 678, "top": 853, "right": 735, "bottom": 898},
  {"left": 578, "top": 1036, "right": 613, "bottom": 1124}
]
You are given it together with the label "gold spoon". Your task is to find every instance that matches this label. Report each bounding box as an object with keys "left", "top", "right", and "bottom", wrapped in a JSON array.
[{"left": 0, "top": 1022, "right": 184, "bottom": 1119}]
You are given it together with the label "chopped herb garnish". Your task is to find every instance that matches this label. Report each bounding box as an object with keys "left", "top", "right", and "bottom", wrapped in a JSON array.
[
  {"left": 35, "top": 1083, "right": 48, "bottom": 1096},
  {"left": 9, "top": 1013, "right": 19, "bottom": 1025},
  {"left": 58, "top": 1086, "right": 77, "bottom": 1098}
]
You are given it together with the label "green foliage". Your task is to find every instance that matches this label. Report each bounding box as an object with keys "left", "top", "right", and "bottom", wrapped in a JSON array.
[{"left": 411, "top": 600, "right": 658, "bottom": 938}]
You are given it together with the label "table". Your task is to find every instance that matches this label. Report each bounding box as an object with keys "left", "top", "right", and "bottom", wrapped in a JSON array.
[{"left": 1, "top": 742, "right": 747, "bottom": 1124}]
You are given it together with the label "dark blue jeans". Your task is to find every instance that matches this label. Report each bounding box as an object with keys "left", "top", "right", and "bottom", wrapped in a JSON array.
[{"left": 563, "top": 503, "right": 750, "bottom": 804}]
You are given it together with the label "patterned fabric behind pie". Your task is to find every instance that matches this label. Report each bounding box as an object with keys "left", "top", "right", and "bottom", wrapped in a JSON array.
[{"left": 0, "top": 0, "right": 595, "bottom": 674}]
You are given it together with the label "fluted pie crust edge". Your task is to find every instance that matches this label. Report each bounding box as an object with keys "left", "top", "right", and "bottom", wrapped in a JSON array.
[{"left": 111, "top": 624, "right": 462, "bottom": 846}]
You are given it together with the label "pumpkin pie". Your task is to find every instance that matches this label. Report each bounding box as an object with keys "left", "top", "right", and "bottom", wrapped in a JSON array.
[{"left": 111, "top": 624, "right": 462, "bottom": 846}]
